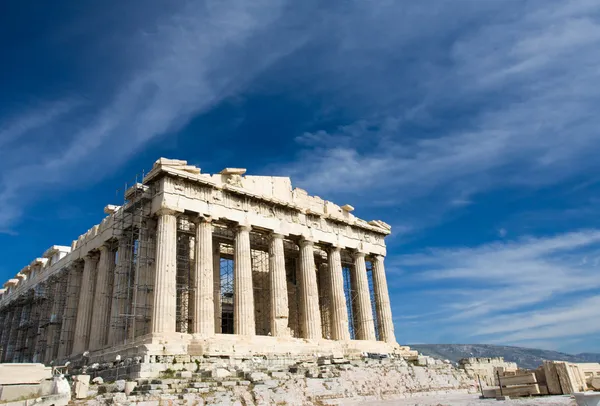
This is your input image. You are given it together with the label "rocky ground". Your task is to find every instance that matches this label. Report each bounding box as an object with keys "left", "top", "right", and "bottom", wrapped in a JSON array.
[
  {"left": 359, "top": 393, "right": 576, "bottom": 406},
  {"left": 72, "top": 355, "right": 476, "bottom": 405}
]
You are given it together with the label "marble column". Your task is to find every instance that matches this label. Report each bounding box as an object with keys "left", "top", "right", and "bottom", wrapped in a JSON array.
[
  {"left": 298, "top": 239, "right": 322, "bottom": 340},
  {"left": 0, "top": 310, "right": 6, "bottom": 361},
  {"left": 352, "top": 252, "right": 376, "bottom": 341},
  {"left": 43, "top": 279, "right": 61, "bottom": 364},
  {"left": 328, "top": 247, "right": 350, "bottom": 341},
  {"left": 318, "top": 263, "right": 331, "bottom": 339},
  {"left": 89, "top": 245, "right": 115, "bottom": 350},
  {"left": 151, "top": 208, "right": 178, "bottom": 334},
  {"left": 269, "top": 233, "right": 289, "bottom": 337},
  {"left": 0, "top": 310, "right": 8, "bottom": 362},
  {"left": 33, "top": 282, "right": 49, "bottom": 363},
  {"left": 134, "top": 219, "right": 156, "bottom": 338},
  {"left": 108, "top": 238, "right": 132, "bottom": 345},
  {"left": 15, "top": 303, "right": 30, "bottom": 362},
  {"left": 6, "top": 305, "right": 22, "bottom": 362},
  {"left": 234, "top": 225, "right": 255, "bottom": 335},
  {"left": 58, "top": 263, "right": 83, "bottom": 359},
  {"left": 72, "top": 254, "right": 99, "bottom": 354},
  {"left": 213, "top": 244, "right": 222, "bottom": 333},
  {"left": 372, "top": 255, "right": 396, "bottom": 343},
  {"left": 193, "top": 216, "right": 215, "bottom": 335}
]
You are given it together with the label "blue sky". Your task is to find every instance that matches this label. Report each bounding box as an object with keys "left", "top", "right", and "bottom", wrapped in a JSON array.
[{"left": 2, "top": 0, "right": 600, "bottom": 354}]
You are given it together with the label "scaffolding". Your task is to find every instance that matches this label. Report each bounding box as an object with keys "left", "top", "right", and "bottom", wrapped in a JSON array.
[
  {"left": 366, "top": 259, "right": 380, "bottom": 341},
  {"left": 250, "top": 231, "right": 270, "bottom": 336},
  {"left": 58, "top": 265, "right": 83, "bottom": 358},
  {"left": 36, "top": 274, "right": 65, "bottom": 364},
  {"left": 315, "top": 248, "right": 331, "bottom": 340},
  {"left": 213, "top": 224, "right": 235, "bottom": 334},
  {"left": 341, "top": 251, "right": 357, "bottom": 339},
  {"left": 283, "top": 240, "right": 300, "bottom": 338},
  {"left": 25, "top": 289, "right": 42, "bottom": 362},
  {"left": 15, "top": 291, "right": 33, "bottom": 362},
  {"left": 176, "top": 216, "right": 194, "bottom": 333},
  {"left": 31, "top": 281, "right": 48, "bottom": 363},
  {"left": 109, "top": 171, "right": 156, "bottom": 343}
]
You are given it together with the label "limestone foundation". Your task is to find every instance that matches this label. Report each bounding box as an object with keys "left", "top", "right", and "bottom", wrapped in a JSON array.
[{"left": 0, "top": 158, "right": 410, "bottom": 372}]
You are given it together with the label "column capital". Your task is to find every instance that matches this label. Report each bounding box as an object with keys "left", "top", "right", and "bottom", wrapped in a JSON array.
[
  {"left": 329, "top": 245, "right": 342, "bottom": 253},
  {"left": 271, "top": 232, "right": 285, "bottom": 240},
  {"left": 84, "top": 251, "right": 100, "bottom": 262},
  {"left": 156, "top": 207, "right": 183, "bottom": 217},
  {"left": 372, "top": 254, "right": 385, "bottom": 261},
  {"left": 192, "top": 214, "right": 213, "bottom": 224},
  {"left": 299, "top": 237, "right": 314, "bottom": 247},
  {"left": 352, "top": 250, "right": 366, "bottom": 259},
  {"left": 66, "top": 261, "right": 83, "bottom": 272},
  {"left": 97, "top": 244, "right": 110, "bottom": 253},
  {"left": 237, "top": 224, "right": 252, "bottom": 232}
]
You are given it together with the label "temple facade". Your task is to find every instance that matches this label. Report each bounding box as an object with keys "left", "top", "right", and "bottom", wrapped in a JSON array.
[{"left": 0, "top": 158, "right": 407, "bottom": 370}]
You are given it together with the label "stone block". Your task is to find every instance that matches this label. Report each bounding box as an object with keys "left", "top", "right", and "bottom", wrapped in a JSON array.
[
  {"left": 0, "top": 363, "right": 52, "bottom": 385},
  {"left": 115, "top": 379, "right": 126, "bottom": 392},
  {"left": 317, "top": 357, "right": 331, "bottom": 366},
  {"left": 499, "top": 373, "right": 536, "bottom": 386},
  {"left": 0, "top": 383, "right": 42, "bottom": 402},
  {"left": 177, "top": 370, "right": 193, "bottom": 378},
  {"left": 213, "top": 368, "right": 232, "bottom": 379},
  {"left": 543, "top": 361, "right": 562, "bottom": 395},
  {"left": 124, "top": 381, "right": 137, "bottom": 395},
  {"left": 74, "top": 381, "right": 90, "bottom": 399},
  {"left": 270, "top": 372, "right": 288, "bottom": 380},
  {"left": 555, "top": 362, "right": 577, "bottom": 394},
  {"left": 92, "top": 377, "right": 104, "bottom": 385},
  {"left": 248, "top": 372, "right": 269, "bottom": 382}
]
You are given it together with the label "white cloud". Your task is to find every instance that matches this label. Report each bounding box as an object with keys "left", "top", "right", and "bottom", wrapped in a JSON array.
[
  {"left": 396, "top": 230, "right": 600, "bottom": 349},
  {"left": 276, "top": 1, "right": 600, "bottom": 235},
  {"left": 0, "top": 0, "right": 306, "bottom": 231}
]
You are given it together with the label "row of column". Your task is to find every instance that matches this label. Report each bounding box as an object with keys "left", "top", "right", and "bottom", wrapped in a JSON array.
[
  {"left": 0, "top": 207, "right": 397, "bottom": 363},
  {"left": 0, "top": 263, "right": 85, "bottom": 364},
  {"left": 152, "top": 209, "right": 396, "bottom": 343}
]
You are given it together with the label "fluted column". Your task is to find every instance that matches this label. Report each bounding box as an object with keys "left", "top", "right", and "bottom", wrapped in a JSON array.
[
  {"left": 193, "top": 217, "right": 215, "bottom": 335},
  {"left": 57, "top": 264, "right": 83, "bottom": 359},
  {"left": 328, "top": 247, "right": 350, "bottom": 341},
  {"left": 352, "top": 252, "right": 376, "bottom": 341},
  {"left": 298, "top": 239, "right": 322, "bottom": 339},
  {"left": 89, "top": 245, "right": 115, "bottom": 350},
  {"left": 15, "top": 303, "right": 31, "bottom": 362},
  {"left": 72, "top": 254, "right": 99, "bottom": 355},
  {"left": 151, "top": 208, "right": 178, "bottom": 334},
  {"left": 43, "top": 280, "right": 58, "bottom": 364},
  {"left": 0, "top": 310, "right": 7, "bottom": 362},
  {"left": 234, "top": 225, "right": 255, "bottom": 335},
  {"left": 372, "top": 255, "right": 396, "bottom": 343},
  {"left": 5, "top": 306, "right": 21, "bottom": 362},
  {"left": 269, "top": 233, "right": 289, "bottom": 337},
  {"left": 213, "top": 244, "right": 222, "bottom": 333},
  {"left": 107, "top": 238, "right": 132, "bottom": 345}
]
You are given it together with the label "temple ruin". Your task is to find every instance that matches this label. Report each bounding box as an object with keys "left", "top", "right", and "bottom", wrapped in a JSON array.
[{"left": 0, "top": 158, "right": 411, "bottom": 375}]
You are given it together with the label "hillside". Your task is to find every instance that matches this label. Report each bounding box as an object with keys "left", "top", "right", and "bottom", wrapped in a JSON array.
[{"left": 410, "top": 344, "right": 600, "bottom": 370}]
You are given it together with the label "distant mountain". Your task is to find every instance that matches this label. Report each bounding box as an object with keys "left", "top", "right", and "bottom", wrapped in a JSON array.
[{"left": 410, "top": 344, "right": 600, "bottom": 370}]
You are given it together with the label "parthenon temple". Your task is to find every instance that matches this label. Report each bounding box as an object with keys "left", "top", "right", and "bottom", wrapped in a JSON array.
[{"left": 0, "top": 158, "right": 409, "bottom": 374}]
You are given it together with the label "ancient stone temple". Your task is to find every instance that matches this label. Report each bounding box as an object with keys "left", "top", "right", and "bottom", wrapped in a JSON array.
[{"left": 0, "top": 158, "right": 408, "bottom": 373}]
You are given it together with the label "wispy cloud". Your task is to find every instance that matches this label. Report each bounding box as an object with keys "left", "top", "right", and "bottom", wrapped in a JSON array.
[
  {"left": 0, "top": 0, "right": 306, "bottom": 232},
  {"left": 277, "top": 1, "right": 600, "bottom": 234},
  {"left": 396, "top": 230, "right": 600, "bottom": 350}
]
